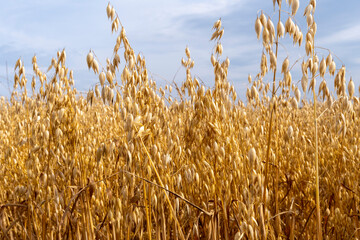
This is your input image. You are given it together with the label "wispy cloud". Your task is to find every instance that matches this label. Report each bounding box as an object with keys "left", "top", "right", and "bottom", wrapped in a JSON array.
[
  {"left": 0, "top": 27, "right": 62, "bottom": 53},
  {"left": 118, "top": 0, "right": 248, "bottom": 41},
  {"left": 317, "top": 23, "right": 360, "bottom": 45},
  {"left": 354, "top": 57, "right": 360, "bottom": 65},
  {"left": 168, "top": 0, "right": 246, "bottom": 18}
]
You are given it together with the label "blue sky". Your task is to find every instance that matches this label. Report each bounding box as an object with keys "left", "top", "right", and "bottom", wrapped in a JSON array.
[{"left": 0, "top": 0, "right": 359, "bottom": 99}]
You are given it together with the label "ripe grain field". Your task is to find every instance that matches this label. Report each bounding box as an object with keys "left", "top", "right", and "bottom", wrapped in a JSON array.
[{"left": 0, "top": 0, "right": 359, "bottom": 239}]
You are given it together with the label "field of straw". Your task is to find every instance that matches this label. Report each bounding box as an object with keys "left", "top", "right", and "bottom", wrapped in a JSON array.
[{"left": 0, "top": 0, "right": 359, "bottom": 239}]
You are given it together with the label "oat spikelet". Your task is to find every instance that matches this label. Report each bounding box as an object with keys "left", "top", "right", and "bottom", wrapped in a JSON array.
[
  {"left": 281, "top": 57, "right": 289, "bottom": 74},
  {"left": 251, "top": 85, "right": 259, "bottom": 100},
  {"left": 310, "top": 0, "right": 316, "bottom": 12},
  {"left": 290, "top": 97, "right": 298, "bottom": 109},
  {"left": 255, "top": 17, "right": 262, "bottom": 40},
  {"left": 95, "top": 85, "right": 100, "bottom": 97},
  {"left": 306, "top": 14, "right": 313, "bottom": 27},
  {"left": 110, "top": 7, "right": 115, "bottom": 20},
  {"left": 298, "top": 31, "right": 303, "bottom": 46},
  {"left": 326, "top": 61, "right": 335, "bottom": 77},
  {"left": 32, "top": 55, "right": 37, "bottom": 64},
  {"left": 285, "top": 71, "right": 292, "bottom": 87},
  {"left": 86, "top": 51, "right": 94, "bottom": 69},
  {"left": 318, "top": 79, "right": 326, "bottom": 96},
  {"left": 248, "top": 148, "right": 257, "bottom": 166},
  {"left": 262, "top": 26, "right": 270, "bottom": 45},
  {"left": 301, "top": 74, "right": 308, "bottom": 92},
  {"left": 319, "top": 58, "right": 326, "bottom": 78},
  {"left": 305, "top": 41, "right": 312, "bottom": 56},
  {"left": 260, "top": 12, "right": 267, "bottom": 26},
  {"left": 348, "top": 77, "right": 355, "bottom": 98},
  {"left": 295, "top": 87, "right": 301, "bottom": 102},
  {"left": 211, "top": 54, "right": 216, "bottom": 66},
  {"left": 15, "top": 58, "right": 22, "bottom": 70},
  {"left": 260, "top": 52, "right": 268, "bottom": 76},
  {"left": 312, "top": 61, "right": 318, "bottom": 76},
  {"left": 267, "top": 18, "right": 275, "bottom": 40},
  {"left": 213, "top": 19, "right": 221, "bottom": 30},
  {"left": 326, "top": 53, "right": 332, "bottom": 66},
  {"left": 215, "top": 43, "right": 223, "bottom": 55},
  {"left": 291, "top": 0, "right": 299, "bottom": 16},
  {"left": 285, "top": 17, "right": 293, "bottom": 36},
  {"left": 308, "top": 77, "right": 316, "bottom": 93},
  {"left": 92, "top": 59, "right": 99, "bottom": 74},
  {"left": 106, "top": 70, "right": 113, "bottom": 85},
  {"left": 99, "top": 71, "right": 106, "bottom": 87},
  {"left": 277, "top": 21, "right": 285, "bottom": 38},
  {"left": 185, "top": 47, "right": 191, "bottom": 59},
  {"left": 270, "top": 51, "right": 277, "bottom": 71},
  {"left": 234, "top": 232, "right": 244, "bottom": 240},
  {"left": 304, "top": 4, "right": 313, "bottom": 17},
  {"left": 106, "top": 3, "right": 111, "bottom": 18},
  {"left": 311, "top": 22, "right": 317, "bottom": 35}
]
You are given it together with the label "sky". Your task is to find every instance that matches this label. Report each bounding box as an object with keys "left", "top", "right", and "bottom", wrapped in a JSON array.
[{"left": 0, "top": 0, "right": 359, "bottom": 99}]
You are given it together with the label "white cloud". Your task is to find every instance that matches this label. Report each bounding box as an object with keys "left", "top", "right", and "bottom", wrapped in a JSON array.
[
  {"left": 0, "top": 27, "right": 62, "bottom": 53},
  {"left": 354, "top": 57, "right": 360, "bottom": 64},
  {"left": 114, "top": 0, "right": 248, "bottom": 41},
  {"left": 168, "top": 0, "right": 245, "bottom": 18},
  {"left": 317, "top": 23, "right": 360, "bottom": 45}
]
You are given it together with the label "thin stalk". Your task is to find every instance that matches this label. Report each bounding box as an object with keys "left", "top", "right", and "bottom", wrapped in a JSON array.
[
  {"left": 275, "top": 113, "right": 281, "bottom": 236},
  {"left": 264, "top": 6, "right": 281, "bottom": 204},
  {"left": 143, "top": 172, "right": 152, "bottom": 240},
  {"left": 312, "top": 85, "right": 322, "bottom": 240},
  {"left": 311, "top": 30, "right": 322, "bottom": 239},
  {"left": 263, "top": 5, "right": 281, "bottom": 237},
  {"left": 85, "top": 195, "right": 95, "bottom": 239},
  {"left": 139, "top": 135, "right": 185, "bottom": 240}
]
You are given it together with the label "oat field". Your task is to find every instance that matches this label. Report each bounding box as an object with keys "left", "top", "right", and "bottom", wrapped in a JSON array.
[{"left": 1, "top": 0, "right": 359, "bottom": 239}]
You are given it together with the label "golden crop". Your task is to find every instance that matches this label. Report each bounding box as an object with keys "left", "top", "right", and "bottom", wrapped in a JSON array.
[{"left": 0, "top": 1, "right": 359, "bottom": 239}]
